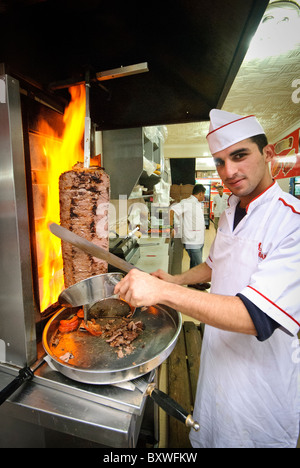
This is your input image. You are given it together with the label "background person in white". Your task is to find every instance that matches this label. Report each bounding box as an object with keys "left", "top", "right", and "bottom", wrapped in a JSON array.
[
  {"left": 212, "top": 185, "right": 229, "bottom": 230},
  {"left": 172, "top": 184, "right": 206, "bottom": 268},
  {"left": 115, "top": 109, "right": 300, "bottom": 448}
]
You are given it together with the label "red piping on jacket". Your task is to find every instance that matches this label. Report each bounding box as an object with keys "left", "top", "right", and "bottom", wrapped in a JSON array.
[
  {"left": 247, "top": 286, "right": 300, "bottom": 328},
  {"left": 279, "top": 198, "right": 300, "bottom": 215}
]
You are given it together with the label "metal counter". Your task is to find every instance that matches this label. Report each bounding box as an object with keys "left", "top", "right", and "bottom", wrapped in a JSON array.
[{"left": 0, "top": 362, "right": 154, "bottom": 448}]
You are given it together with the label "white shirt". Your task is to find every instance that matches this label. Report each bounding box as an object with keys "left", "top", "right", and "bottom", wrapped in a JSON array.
[
  {"left": 190, "top": 182, "right": 300, "bottom": 448},
  {"left": 213, "top": 193, "right": 229, "bottom": 217},
  {"left": 171, "top": 195, "right": 205, "bottom": 246},
  {"left": 213, "top": 183, "right": 300, "bottom": 335}
]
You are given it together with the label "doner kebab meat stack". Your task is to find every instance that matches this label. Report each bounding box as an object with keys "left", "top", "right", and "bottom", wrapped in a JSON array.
[{"left": 59, "top": 163, "right": 110, "bottom": 288}]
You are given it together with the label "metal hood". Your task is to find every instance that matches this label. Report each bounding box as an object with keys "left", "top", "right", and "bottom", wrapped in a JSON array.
[{"left": 0, "top": 0, "right": 268, "bottom": 129}]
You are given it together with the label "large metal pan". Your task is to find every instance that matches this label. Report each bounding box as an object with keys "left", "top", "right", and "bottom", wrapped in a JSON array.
[
  {"left": 46, "top": 225, "right": 182, "bottom": 384},
  {"left": 42, "top": 302, "right": 181, "bottom": 385},
  {"left": 1, "top": 303, "right": 199, "bottom": 431},
  {"left": 41, "top": 279, "right": 202, "bottom": 431},
  {"left": 1, "top": 304, "right": 199, "bottom": 431},
  {"left": 45, "top": 227, "right": 182, "bottom": 384},
  {"left": 44, "top": 224, "right": 199, "bottom": 430}
]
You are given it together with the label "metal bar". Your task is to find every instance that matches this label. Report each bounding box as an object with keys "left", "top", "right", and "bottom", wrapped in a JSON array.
[
  {"left": 84, "top": 71, "right": 91, "bottom": 169},
  {"left": 48, "top": 62, "right": 149, "bottom": 90},
  {"left": 0, "top": 74, "right": 37, "bottom": 367},
  {"left": 96, "top": 62, "right": 149, "bottom": 81}
]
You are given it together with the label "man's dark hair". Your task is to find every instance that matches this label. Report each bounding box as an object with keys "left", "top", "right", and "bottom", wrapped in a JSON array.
[
  {"left": 249, "top": 134, "right": 268, "bottom": 154},
  {"left": 193, "top": 184, "right": 206, "bottom": 195}
]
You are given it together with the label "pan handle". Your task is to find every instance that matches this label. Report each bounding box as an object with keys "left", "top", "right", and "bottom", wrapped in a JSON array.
[
  {"left": 0, "top": 366, "right": 34, "bottom": 406},
  {"left": 0, "top": 355, "right": 46, "bottom": 406},
  {"left": 147, "top": 386, "right": 200, "bottom": 431}
]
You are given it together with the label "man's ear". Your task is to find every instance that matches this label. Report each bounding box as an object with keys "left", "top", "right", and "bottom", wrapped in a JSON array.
[{"left": 263, "top": 144, "right": 275, "bottom": 163}]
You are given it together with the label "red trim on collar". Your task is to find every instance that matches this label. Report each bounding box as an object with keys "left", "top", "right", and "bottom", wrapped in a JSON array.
[
  {"left": 245, "top": 181, "right": 276, "bottom": 213},
  {"left": 207, "top": 115, "right": 255, "bottom": 137},
  {"left": 247, "top": 286, "right": 300, "bottom": 328}
]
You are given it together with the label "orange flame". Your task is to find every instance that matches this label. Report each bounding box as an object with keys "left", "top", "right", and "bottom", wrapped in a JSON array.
[{"left": 35, "top": 85, "right": 86, "bottom": 311}]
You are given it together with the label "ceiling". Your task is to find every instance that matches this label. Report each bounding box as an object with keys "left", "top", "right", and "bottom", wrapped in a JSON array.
[
  {"left": 0, "top": 0, "right": 268, "bottom": 129},
  {"left": 1, "top": 0, "right": 297, "bottom": 160},
  {"left": 165, "top": 0, "right": 300, "bottom": 162}
]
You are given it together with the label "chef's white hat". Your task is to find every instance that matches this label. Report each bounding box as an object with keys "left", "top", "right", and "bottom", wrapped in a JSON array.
[{"left": 206, "top": 109, "right": 265, "bottom": 154}]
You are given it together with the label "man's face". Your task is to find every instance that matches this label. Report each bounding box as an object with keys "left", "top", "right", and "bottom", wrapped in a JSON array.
[
  {"left": 197, "top": 191, "right": 206, "bottom": 202},
  {"left": 212, "top": 139, "right": 274, "bottom": 204}
]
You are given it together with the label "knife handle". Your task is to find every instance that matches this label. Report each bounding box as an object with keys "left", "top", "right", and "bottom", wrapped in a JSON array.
[{"left": 148, "top": 387, "right": 200, "bottom": 431}]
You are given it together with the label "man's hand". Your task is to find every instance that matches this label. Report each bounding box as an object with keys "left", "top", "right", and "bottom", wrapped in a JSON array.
[
  {"left": 151, "top": 269, "right": 179, "bottom": 283},
  {"left": 114, "top": 269, "right": 165, "bottom": 307},
  {"left": 114, "top": 267, "right": 257, "bottom": 337}
]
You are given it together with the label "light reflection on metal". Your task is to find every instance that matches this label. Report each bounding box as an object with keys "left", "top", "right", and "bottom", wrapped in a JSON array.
[{"left": 96, "top": 62, "right": 149, "bottom": 81}]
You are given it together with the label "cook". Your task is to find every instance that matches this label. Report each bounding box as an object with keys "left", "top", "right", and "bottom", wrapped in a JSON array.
[
  {"left": 212, "top": 184, "right": 229, "bottom": 231},
  {"left": 115, "top": 109, "right": 300, "bottom": 448}
]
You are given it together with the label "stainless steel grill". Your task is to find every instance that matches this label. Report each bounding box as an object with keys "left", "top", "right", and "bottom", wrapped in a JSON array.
[{"left": 0, "top": 71, "right": 157, "bottom": 448}]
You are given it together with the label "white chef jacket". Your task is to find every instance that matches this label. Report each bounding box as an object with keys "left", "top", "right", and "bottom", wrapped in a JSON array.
[
  {"left": 190, "top": 182, "right": 300, "bottom": 448},
  {"left": 213, "top": 193, "right": 229, "bottom": 217},
  {"left": 171, "top": 195, "right": 205, "bottom": 246}
]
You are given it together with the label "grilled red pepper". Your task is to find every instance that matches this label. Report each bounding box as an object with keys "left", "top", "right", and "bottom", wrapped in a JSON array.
[{"left": 59, "top": 315, "right": 79, "bottom": 333}]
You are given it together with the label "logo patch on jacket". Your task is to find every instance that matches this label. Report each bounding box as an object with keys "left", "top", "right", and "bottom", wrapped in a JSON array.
[{"left": 258, "top": 242, "right": 267, "bottom": 260}]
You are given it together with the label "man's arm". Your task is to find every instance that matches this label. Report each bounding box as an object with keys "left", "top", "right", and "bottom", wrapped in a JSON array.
[
  {"left": 115, "top": 269, "right": 257, "bottom": 337},
  {"left": 152, "top": 261, "right": 212, "bottom": 286},
  {"left": 212, "top": 195, "right": 217, "bottom": 211}
]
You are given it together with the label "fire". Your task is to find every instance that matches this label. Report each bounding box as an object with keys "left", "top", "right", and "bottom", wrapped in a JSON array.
[{"left": 35, "top": 85, "right": 86, "bottom": 311}]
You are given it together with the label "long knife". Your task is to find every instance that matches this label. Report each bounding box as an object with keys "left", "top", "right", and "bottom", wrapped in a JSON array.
[{"left": 49, "top": 222, "right": 136, "bottom": 274}]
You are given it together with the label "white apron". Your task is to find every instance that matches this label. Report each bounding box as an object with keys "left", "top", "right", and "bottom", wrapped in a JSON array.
[{"left": 190, "top": 198, "right": 300, "bottom": 448}]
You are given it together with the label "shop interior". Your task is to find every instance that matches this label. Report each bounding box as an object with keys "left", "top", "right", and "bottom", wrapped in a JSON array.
[{"left": 131, "top": 0, "right": 300, "bottom": 447}]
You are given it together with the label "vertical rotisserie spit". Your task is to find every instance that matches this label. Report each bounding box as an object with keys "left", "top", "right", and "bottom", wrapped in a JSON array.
[{"left": 59, "top": 163, "right": 110, "bottom": 288}]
